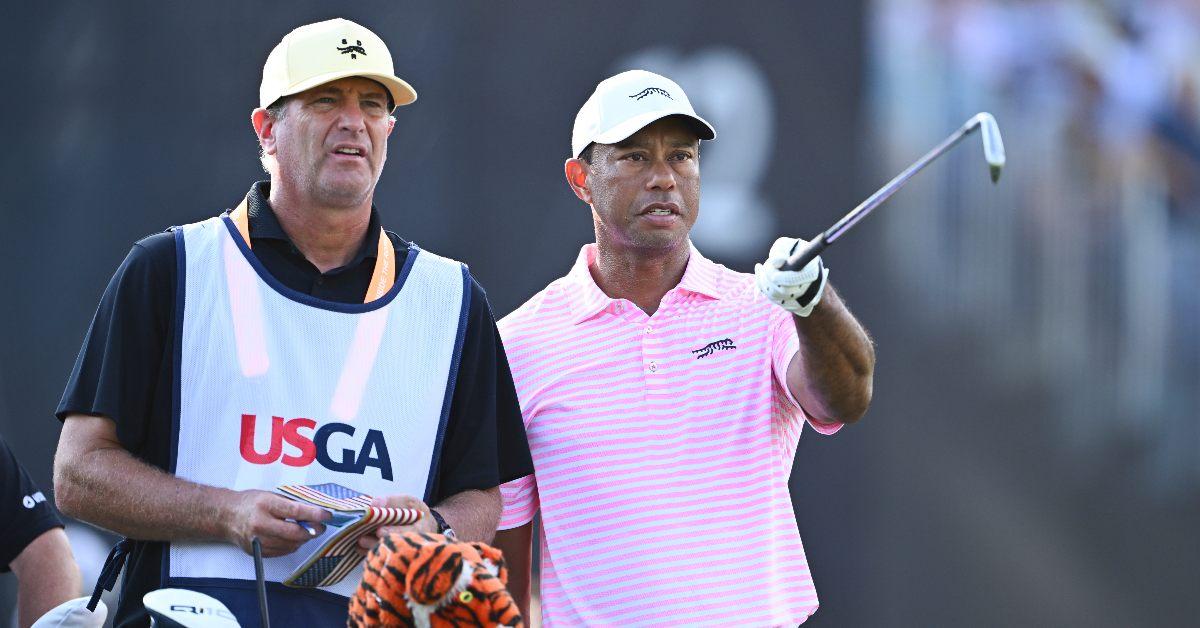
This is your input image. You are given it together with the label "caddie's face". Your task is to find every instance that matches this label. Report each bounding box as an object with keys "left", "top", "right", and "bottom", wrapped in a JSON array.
[
  {"left": 268, "top": 77, "right": 393, "bottom": 207},
  {"left": 578, "top": 117, "right": 701, "bottom": 254}
]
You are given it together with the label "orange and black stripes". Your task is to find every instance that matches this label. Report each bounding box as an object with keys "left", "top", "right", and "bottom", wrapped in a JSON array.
[{"left": 347, "top": 531, "right": 524, "bottom": 627}]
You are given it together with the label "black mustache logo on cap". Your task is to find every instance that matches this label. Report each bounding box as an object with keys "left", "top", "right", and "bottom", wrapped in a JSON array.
[
  {"left": 337, "top": 38, "right": 367, "bottom": 59},
  {"left": 629, "top": 87, "right": 673, "bottom": 101}
]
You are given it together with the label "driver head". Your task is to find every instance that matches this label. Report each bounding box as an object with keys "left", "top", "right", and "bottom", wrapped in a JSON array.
[{"left": 143, "top": 589, "right": 241, "bottom": 628}]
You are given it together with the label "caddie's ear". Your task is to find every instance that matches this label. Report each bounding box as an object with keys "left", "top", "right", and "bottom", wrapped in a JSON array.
[
  {"left": 564, "top": 158, "right": 591, "bottom": 204},
  {"left": 252, "top": 108, "right": 277, "bottom": 156}
]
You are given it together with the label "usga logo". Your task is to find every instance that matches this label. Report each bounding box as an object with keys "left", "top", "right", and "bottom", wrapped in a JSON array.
[{"left": 239, "top": 414, "right": 393, "bottom": 480}]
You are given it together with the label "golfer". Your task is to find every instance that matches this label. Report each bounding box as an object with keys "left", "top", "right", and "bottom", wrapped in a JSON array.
[{"left": 493, "top": 70, "right": 875, "bottom": 626}]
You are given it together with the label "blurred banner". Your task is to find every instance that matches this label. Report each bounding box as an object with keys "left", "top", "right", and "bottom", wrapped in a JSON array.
[
  {"left": 866, "top": 0, "right": 1199, "bottom": 625},
  {"left": 3, "top": 1, "right": 1197, "bottom": 626}
]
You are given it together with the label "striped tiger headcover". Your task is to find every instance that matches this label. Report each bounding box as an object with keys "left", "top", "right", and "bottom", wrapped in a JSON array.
[{"left": 347, "top": 531, "right": 524, "bottom": 628}]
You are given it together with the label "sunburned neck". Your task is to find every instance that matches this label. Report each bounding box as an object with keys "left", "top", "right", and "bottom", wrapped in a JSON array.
[
  {"left": 268, "top": 188, "right": 372, "bottom": 274},
  {"left": 590, "top": 243, "right": 690, "bottom": 316}
]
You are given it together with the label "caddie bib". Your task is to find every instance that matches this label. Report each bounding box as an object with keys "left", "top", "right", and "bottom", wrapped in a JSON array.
[{"left": 164, "top": 212, "right": 470, "bottom": 600}]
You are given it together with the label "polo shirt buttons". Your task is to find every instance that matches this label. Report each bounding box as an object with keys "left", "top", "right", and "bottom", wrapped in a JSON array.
[
  {"left": 644, "top": 325, "right": 653, "bottom": 334},
  {"left": 648, "top": 361, "right": 657, "bottom": 373}
]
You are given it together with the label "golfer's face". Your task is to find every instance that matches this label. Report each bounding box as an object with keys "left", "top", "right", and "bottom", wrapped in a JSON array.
[
  {"left": 273, "top": 77, "right": 393, "bottom": 207},
  {"left": 588, "top": 118, "right": 701, "bottom": 253}
]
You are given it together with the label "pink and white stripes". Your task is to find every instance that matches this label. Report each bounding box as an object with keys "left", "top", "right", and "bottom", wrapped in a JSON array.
[{"left": 498, "top": 244, "right": 840, "bottom": 627}]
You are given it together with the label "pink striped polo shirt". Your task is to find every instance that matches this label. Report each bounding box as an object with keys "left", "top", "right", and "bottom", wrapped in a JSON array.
[{"left": 498, "top": 243, "right": 841, "bottom": 627}]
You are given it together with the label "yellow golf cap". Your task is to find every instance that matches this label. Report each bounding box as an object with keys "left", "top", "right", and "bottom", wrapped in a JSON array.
[{"left": 260, "top": 18, "right": 417, "bottom": 111}]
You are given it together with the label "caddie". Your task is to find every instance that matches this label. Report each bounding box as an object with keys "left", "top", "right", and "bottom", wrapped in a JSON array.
[
  {"left": 493, "top": 70, "right": 875, "bottom": 625},
  {"left": 53, "top": 18, "right": 532, "bottom": 626}
]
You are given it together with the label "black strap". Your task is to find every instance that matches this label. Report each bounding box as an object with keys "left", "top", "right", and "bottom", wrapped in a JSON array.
[
  {"left": 795, "top": 258, "right": 826, "bottom": 307},
  {"left": 88, "top": 538, "right": 134, "bottom": 612}
]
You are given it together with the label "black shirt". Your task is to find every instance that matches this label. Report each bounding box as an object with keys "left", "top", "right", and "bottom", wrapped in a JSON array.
[
  {"left": 56, "top": 181, "right": 532, "bottom": 625},
  {"left": 0, "top": 434, "right": 64, "bottom": 572}
]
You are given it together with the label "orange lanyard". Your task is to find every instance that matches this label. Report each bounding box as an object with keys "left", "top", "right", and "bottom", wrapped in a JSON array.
[{"left": 228, "top": 199, "right": 395, "bottom": 303}]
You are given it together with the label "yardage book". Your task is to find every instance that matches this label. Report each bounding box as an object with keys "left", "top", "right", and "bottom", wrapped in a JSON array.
[{"left": 274, "top": 482, "right": 421, "bottom": 588}]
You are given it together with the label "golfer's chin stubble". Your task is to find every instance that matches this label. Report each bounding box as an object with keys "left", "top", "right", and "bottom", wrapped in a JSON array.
[
  {"left": 312, "top": 160, "right": 380, "bottom": 208},
  {"left": 636, "top": 212, "right": 696, "bottom": 250}
]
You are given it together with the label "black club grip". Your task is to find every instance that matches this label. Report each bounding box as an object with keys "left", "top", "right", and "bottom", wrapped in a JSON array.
[{"left": 781, "top": 237, "right": 828, "bottom": 271}]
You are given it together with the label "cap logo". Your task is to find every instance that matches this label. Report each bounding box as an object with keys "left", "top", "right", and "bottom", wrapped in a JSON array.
[
  {"left": 629, "top": 87, "right": 673, "bottom": 101},
  {"left": 337, "top": 38, "right": 367, "bottom": 59}
]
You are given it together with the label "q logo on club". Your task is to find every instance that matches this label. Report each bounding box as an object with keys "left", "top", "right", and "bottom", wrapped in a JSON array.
[{"left": 238, "top": 414, "right": 393, "bottom": 480}]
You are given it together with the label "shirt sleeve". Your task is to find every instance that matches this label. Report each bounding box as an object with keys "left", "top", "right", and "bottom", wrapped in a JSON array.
[
  {"left": 498, "top": 474, "right": 539, "bottom": 530},
  {"left": 0, "top": 437, "right": 64, "bottom": 572},
  {"left": 430, "top": 278, "right": 534, "bottom": 503},
  {"left": 770, "top": 306, "right": 843, "bottom": 435},
  {"left": 55, "top": 232, "right": 177, "bottom": 454}
]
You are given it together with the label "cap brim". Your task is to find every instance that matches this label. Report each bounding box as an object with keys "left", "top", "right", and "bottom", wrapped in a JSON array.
[
  {"left": 588, "top": 110, "right": 716, "bottom": 154},
  {"left": 276, "top": 70, "right": 418, "bottom": 110}
]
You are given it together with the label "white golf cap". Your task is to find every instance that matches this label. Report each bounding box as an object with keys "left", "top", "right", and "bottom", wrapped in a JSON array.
[
  {"left": 572, "top": 69, "right": 716, "bottom": 158},
  {"left": 260, "top": 18, "right": 417, "bottom": 112}
]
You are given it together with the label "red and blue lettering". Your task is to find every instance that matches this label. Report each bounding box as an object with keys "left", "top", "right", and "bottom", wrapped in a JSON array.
[{"left": 238, "top": 414, "right": 394, "bottom": 480}]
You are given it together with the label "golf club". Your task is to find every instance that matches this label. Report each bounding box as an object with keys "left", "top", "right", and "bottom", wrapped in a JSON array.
[
  {"left": 144, "top": 589, "right": 240, "bottom": 627},
  {"left": 252, "top": 538, "right": 271, "bottom": 628},
  {"left": 782, "top": 111, "right": 1006, "bottom": 271}
]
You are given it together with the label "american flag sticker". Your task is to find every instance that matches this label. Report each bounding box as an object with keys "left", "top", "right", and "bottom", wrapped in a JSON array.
[
  {"left": 276, "top": 483, "right": 421, "bottom": 588},
  {"left": 276, "top": 483, "right": 375, "bottom": 511}
]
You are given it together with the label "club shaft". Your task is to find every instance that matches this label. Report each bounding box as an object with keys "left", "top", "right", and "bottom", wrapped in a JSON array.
[
  {"left": 253, "top": 538, "right": 271, "bottom": 628},
  {"left": 783, "top": 119, "right": 979, "bottom": 271}
]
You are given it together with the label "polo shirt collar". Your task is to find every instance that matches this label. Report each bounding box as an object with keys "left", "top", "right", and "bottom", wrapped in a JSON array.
[
  {"left": 675, "top": 243, "right": 723, "bottom": 300},
  {"left": 244, "top": 180, "right": 384, "bottom": 267},
  {"left": 566, "top": 242, "right": 723, "bottom": 324}
]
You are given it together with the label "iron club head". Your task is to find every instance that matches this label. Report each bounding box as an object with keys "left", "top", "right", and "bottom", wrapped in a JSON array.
[{"left": 970, "top": 112, "right": 1006, "bottom": 183}]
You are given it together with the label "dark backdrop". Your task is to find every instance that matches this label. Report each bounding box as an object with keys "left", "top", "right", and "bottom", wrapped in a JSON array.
[{"left": 0, "top": 2, "right": 867, "bottom": 623}]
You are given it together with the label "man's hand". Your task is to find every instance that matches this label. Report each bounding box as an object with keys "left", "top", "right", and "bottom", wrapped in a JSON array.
[
  {"left": 357, "top": 494, "right": 437, "bottom": 553},
  {"left": 222, "top": 490, "right": 330, "bottom": 557},
  {"left": 755, "top": 236, "right": 830, "bottom": 317}
]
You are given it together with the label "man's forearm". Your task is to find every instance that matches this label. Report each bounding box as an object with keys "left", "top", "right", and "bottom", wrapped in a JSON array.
[
  {"left": 54, "top": 418, "right": 233, "bottom": 542},
  {"left": 433, "top": 487, "right": 502, "bottom": 544},
  {"left": 493, "top": 522, "right": 533, "bottom": 620},
  {"left": 789, "top": 285, "right": 876, "bottom": 424},
  {"left": 12, "top": 528, "right": 81, "bottom": 628}
]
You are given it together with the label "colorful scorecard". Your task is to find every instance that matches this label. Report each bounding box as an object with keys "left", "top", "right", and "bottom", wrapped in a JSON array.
[{"left": 275, "top": 483, "right": 421, "bottom": 588}]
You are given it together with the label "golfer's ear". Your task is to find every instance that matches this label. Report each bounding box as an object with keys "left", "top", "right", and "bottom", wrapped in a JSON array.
[
  {"left": 565, "top": 158, "right": 591, "bottom": 204},
  {"left": 252, "top": 108, "right": 277, "bottom": 156}
]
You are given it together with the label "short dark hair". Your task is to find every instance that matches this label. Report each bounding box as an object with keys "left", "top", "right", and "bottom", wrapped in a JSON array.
[{"left": 578, "top": 143, "right": 595, "bottom": 164}]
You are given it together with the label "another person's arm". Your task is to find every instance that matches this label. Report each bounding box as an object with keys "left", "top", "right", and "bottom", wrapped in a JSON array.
[
  {"left": 55, "top": 414, "right": 329, "bottom": 556},
  {"left": 493, "top": 521, "right": 533, "bottom": 618},
  {"left": 492, "top": 474, "right": 539, "bottom": 620},
  {"left": 1, "top": 436, "right": 81, "bottom": 628},
  {"left": 10, "top": 528, "right": 80, "bottom": 628}
]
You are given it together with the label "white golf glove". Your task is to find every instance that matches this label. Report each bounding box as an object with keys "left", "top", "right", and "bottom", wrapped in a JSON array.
[{"left": 754, "top": 236, "right": 829, "bottom": 317}]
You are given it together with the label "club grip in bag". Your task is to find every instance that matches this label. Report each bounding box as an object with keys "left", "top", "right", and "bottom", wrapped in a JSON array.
[{"left": 781, "top": 237, "right": 828, "bottom": 272}]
